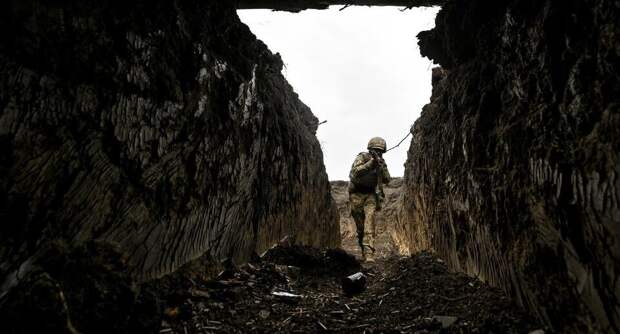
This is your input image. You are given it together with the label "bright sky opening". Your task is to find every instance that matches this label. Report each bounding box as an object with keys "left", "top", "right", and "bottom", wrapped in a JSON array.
[{"left": 237, "top": 6, "right": 440, "bottom": 180}]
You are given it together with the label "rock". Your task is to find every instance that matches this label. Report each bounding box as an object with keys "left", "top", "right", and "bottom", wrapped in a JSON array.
[
  {"left": 259, "top": 310, "right": 270, "bottom": 319},
  {"left": 341, "top": 272, "right": 367, "bottom": 295},
  {"left": 189, "top": 288, "right": 211, "bottom": 299},
  {"left": 433, "top": 316, "right": 458, "bottom": 328}
]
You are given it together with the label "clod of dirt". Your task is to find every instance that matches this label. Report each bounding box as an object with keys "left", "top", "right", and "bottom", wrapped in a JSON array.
[
  {"left": 434, "top": 315, "right": 459, "bottom": 328},
  {"left": 341, "top": 272, "right": 367, "bottom": 296},
  {"left": 261, "top": 245, "right": 361, "bottom": 278}
]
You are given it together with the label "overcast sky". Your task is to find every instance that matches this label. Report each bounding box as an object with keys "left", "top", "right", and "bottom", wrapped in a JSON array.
[{"left": 238, "top": 6, "right": 439, "bottom": 180}]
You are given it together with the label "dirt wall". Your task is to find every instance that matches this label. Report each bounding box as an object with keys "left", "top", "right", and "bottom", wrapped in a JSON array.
[
  {"left": 400, "top": 0, "right": 620, "bottom": 332},
  {"left": 0, "top": 0, "right": 339, "bottom": 285}
]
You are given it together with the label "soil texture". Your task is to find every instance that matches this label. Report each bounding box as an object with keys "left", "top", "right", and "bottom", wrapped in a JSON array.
[{"left": 158, "top": 245, "right": 540, "bottom": 333}]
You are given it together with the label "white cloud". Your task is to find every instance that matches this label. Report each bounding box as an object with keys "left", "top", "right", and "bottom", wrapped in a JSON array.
[{"left": 238, "top": 6, "right": 439, "bottom": 180}]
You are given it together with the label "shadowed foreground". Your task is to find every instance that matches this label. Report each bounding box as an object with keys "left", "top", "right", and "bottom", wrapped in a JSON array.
[{"left": 158, "top": 245, "right": 540, "bottom": 333}]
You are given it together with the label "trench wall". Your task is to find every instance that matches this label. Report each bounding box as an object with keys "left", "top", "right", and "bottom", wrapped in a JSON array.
[
  {"left": 400, "top": 0, "right": 619, "bottom": 332},
  {"left": 0, "top": 0, "right": 339, "bottom": 282}
]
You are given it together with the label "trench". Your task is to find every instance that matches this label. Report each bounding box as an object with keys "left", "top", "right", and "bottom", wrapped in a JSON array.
[{"left": 0, "top": 0, "right": 618, "bottom": 333}]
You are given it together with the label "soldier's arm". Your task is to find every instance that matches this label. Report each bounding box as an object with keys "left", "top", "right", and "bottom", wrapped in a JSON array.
[
  {"left": 382, "top": 161, "right": 391, "bottom": 184},
  {"left": 349, "top": 154, "right": 374, "bottom": 179}
]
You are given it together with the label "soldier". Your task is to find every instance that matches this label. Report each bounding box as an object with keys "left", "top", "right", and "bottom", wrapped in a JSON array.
[{"left": 348, "top": 137, "right": 390, "bottom": 262}]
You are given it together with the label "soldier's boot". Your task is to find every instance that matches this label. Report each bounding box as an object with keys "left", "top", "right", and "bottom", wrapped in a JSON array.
[
  {"left": 362, "top": 244, "right": 375, "bottom": 263},
  {"left": 365, "top": 252, "right": 375, "bottom": 263}
]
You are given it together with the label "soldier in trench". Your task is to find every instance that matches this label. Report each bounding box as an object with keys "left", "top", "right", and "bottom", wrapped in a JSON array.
[{"left": 348, "top": 137, "right": 391, "bottom": 262}]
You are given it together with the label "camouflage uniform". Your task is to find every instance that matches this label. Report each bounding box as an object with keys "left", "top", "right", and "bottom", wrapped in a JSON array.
[{"left": 348, "top": 151, "right": 390, "bottom": 261}]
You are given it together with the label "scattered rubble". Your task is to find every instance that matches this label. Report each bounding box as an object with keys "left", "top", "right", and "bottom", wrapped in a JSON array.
[
  {"left": 271, "top": 291, "right": 303, "bottom": 304},
  {"left": 157, "top": 246, "right": 540, "bottom": 333}
]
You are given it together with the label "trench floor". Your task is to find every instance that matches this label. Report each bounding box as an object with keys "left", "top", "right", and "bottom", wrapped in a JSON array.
[{"left": 158, "top": 245, "right": 541, "bottom": 333}]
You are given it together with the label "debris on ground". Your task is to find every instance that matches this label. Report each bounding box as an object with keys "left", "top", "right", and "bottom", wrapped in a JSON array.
[
  {"left": 341, "top": 272, "right": 367, "bottom": 295},
  {"left": 156, "top": 246, "right": 540, "bottom": 333}
]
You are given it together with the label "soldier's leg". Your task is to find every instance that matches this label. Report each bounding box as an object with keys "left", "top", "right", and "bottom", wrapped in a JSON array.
[
  {"left": 348, "top": 193, "right": 366, "bottom": 256},
  {"left": 362, "top": 195, "right": 377, "bottom": 259}
]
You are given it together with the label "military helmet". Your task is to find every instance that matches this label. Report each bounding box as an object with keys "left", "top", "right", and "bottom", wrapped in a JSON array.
[{"left": 367, "top": 137, "right": 387, "bottom": 152}]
